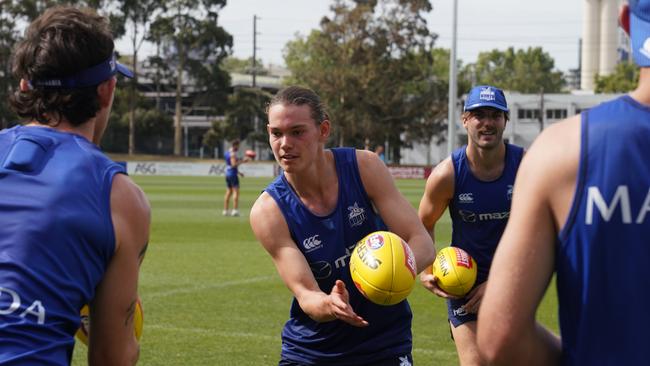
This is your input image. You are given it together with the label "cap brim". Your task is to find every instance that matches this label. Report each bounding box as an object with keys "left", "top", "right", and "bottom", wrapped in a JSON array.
[
  {"left": 464, "top": 102, "right": 509, "bottom": 113},
  {"left": 116, "top": 62, "right": 134, "bottom": 78},
  {"left": 631, "top": 11, "right": 650, "bottom": 67}
]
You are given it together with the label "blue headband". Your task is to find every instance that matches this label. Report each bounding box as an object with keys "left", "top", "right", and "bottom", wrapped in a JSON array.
[{"left": 28, "top": 53, "right": 134, "bottom": 89}]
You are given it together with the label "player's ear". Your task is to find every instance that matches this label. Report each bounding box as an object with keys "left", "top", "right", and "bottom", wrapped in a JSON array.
[
  {"left": 97, "top": 77, "right": 116, "bottom": 108},
  {"left": 319, "top": 119, "right": 331, "bottom": 141},
  {"left": 619, "top": 3, "right": 630, "bottom": 36},
  {"left": 19, "top": 79, "right": 30, "bottom": 92}
]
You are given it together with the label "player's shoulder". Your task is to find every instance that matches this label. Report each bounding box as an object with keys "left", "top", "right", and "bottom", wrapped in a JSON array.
[
  {"left": 111, "top": 174, "right": 150, "bottom": 218},
  {"left": 250, "top": 191, "right": 284, "bottom": 228},
  {"left": 520, "top": 114, "right": 581, "bottom": 183},
  {"left": 427, "top": 156, "right": 454, "bottom": 185}
]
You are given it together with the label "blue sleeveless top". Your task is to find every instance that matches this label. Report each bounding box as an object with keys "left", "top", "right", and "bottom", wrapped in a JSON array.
[
  {"left": 0, "top": 125, "right": 124, "bottom": 365},
  {"left": 265, "top": 148, "right": 412, "bottom": 365},
  {"left": 557, "top": 95, "right": 650, "bottom": 365},
  {"left": 224, "top": 150, "right": 237, "bottom": 177},
  {"left": 449, "top": 143, "right": 524, "bottom": 284}
]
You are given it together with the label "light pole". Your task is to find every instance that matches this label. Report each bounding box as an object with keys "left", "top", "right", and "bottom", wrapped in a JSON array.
[{"left": 447, "top": 0, "right": 458, "bottom": 155}]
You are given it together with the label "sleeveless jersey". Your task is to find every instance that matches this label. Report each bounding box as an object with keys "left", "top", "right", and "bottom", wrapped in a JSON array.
[
  {"left": 557, "top": 95, "right": 650, "bottom": 365},
  {"left": 449, "top": 143, "right": 524, "bottom": 283},
  {"left": 265, "top": 148, "right": 412, "bottom": 365},
  {"left": 0, "top": 125, "right": 123, "bottom": 365},
  {"left": 224, "top": 150, "right": 237, "bottom": 177}
]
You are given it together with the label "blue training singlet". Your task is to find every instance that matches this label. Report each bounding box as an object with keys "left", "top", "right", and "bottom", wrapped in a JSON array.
[
  {"left": 0, "top": 125, "right": 124, "bottom": 365},
  {"left": 264, "top": 148, "right": 412, "bottom": 365},
  {"left": 448, "top": 143, "right": 524, "bottom": 284},
  {"left": 557, "top": 95, "right": 650, "bottom": 365},
  {"left": 224, "top": 150, "right": 237, "bottom": 177}
]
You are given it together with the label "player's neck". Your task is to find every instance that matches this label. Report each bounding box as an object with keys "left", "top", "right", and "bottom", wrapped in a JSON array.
[
  {"left": 283, "top": 150, "right": 338, "bottom": 215},
  {"left": 27, "top": 117, "right": 97, "bottom": 143},
  {"left": 630, "top": 67, "right": 650, "bottom": 106},
  {"left": 465, "top": 142, "right": 506, "bottom": 181}
]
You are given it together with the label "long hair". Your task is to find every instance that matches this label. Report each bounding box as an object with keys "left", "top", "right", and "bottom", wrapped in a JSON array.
[{"left": 9, "top": 6, "right": 115, "bottom": 126}]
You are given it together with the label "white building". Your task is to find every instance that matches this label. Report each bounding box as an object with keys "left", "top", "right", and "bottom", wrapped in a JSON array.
[
  {"left": 581, "top": 0, "right": 628, "bottom": 91},
  {"left": 400, "top": 91, "right": 622, "bottom": 166}
]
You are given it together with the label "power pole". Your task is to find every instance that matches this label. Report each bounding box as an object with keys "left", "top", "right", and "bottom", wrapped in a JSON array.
[
  {"left": 539, "top": 87, "right": 545, "bottom": 132},
  {"left": 252, "top": 14, "right": 258, "bottom": 88},
  {"left": 252, "top": 15, "right": 260, "bottom": 158},
  {"left": 447, "top": 0, "right": 458, "bottom": 156}
]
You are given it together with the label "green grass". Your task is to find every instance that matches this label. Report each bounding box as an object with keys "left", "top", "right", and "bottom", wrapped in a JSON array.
[{"left": 71, "top": 176, "right": 559, "bottom": 365}]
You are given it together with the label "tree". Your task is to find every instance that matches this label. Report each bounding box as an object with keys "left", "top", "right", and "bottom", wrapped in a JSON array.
[
  {"left": 595, "top": 61, "right": 639, "bottom": 93},
  {"left": 468, "top": 47, "right": 565, "bottom": 93},
  {"left": 203, "top": 87, "right": 271, "bottom": 154},
  {"left": 221, "top": 56, "right": 268, "bottom": 76},
  {"left": 150, "top": 0, "right": 233, "bottom": 156},
  {"left": 284, "top": 0, "right": 445, "bottom": 162},
  {"left": 113, "top": 0, "right": 165, "bottom": 155},
  {"left": 0, "top": 0, "right": 117, "bottom": 130}
]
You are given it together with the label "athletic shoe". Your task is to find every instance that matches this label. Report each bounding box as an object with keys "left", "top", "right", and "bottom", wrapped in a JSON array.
[
  {"left": 231, "top": 210, "right": 240, "bottom": 217},
  {"left": 222, "top": 210, "right": 230, "bottom": 216}
]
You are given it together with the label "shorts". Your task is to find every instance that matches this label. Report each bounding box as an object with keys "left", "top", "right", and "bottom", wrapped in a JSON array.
[
  {"left": 279, "top": 353, "right": 413, "bottom": 366},
  {"left": 447, "top": 297, "right": 477, "bottom": 328},
  {"left": 225, "top": 174, "right": 239, "bottom": 188}
]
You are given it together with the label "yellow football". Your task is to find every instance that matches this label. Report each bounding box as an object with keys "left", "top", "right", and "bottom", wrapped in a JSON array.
[
  {"left": 349, "top": 231, "right": 417, "bottom": 305},
  {"left": 432, "top": 246, "right": 478, "bottom": 297},
  {"left": 75, "top": 298, "right": 144, "bottom": 345}
]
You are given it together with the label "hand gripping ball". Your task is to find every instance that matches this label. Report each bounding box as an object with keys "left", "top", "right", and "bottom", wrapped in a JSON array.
[
  {"left": 75, "top": 298, "right": 144, "bottom": 345},
  {"left": 349, "top": 231, "right": 417, "bottom": 305},
  {"left": 432, "top": 246, "right": 477, "bottom": 297}
]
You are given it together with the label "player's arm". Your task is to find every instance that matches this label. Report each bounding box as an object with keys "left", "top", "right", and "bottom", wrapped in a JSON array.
[
  {"left": 477, "top": 117, "right": 580, "bottom": 365},
  {"left": 250, "top": 193, "right": 368, "bottom": 327},
  {"left": 416, "top": 158, "right": 456, "bottom": 296},
  {"left": 88, "top": 174, "right": 150, "bottom": 366},
  {"left": 356, "top": 150, "right": 435, "bottom": 273}
]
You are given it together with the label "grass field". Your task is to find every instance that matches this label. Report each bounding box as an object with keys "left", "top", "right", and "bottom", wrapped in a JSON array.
[{"left": 71, "top": 176, "right": 559, "bottom": 365}]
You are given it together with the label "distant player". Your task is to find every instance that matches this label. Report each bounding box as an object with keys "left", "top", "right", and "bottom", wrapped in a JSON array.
[
  {"left": 0, "top": 6, "right": 150, "bottom": 365},
  {"left": 477, "top": 2, "right": 650, "bottom": 365},
  {"left": 249, "top": 86, "right": 435, "bottom": 365},
  {"left": 418, "top": 85, "right": 523, "bottom": 365},
  {"left": 223, "top": 138, "right": 250, "bottom": 217}
]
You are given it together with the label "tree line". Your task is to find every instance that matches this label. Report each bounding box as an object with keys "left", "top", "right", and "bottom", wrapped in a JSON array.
[{"left": 0, "top": 0, "right": 637, "bottom": 161}]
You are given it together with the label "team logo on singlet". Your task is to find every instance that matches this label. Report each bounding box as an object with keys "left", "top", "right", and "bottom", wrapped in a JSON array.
[
  {"left": 458, "top": 193, "right": 474, "bottom": 203},
  {"left": 348, "top": 202, "right": 366, "bottom": 227},
  {"left": 507, "top": 185, "right": 513, "bottom": 201},
  {"left": 302, "top": 234, "right": 322, "bottom": 253}
]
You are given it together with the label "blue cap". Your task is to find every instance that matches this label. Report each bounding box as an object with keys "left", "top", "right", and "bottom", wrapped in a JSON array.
[
  {"left": 630, "top": 0, "right": 650, "bottom": 67},
  {"left": 29, "top": 53, "right": 133, "bottom": 89},
  {"left": 464, "top": 85, "right": 508, "bottom": 112}
]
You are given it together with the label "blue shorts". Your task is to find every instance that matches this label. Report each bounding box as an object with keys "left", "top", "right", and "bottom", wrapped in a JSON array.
[
  {"left": 447, "top": 297, "right": 477, "bottom": 328},
  {"left": 279, "top": 353, "right": 413, "bottom": 366},
  {"left": 225, "top": 175, "right": 239, "bottom": 188}
]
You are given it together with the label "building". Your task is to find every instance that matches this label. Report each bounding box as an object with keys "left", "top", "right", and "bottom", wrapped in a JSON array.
[
  {"left": 400, "top": 91, "right": 622, "bottom": 165},
  {"left": 581, "top": 0, "right": 628, "bottom": 91}
]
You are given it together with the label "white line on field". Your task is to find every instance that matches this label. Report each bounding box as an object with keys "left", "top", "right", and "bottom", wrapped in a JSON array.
[{"left": 145, "top": 276, "right": 277, "bottom": 299}]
